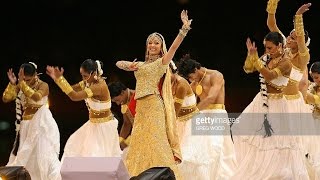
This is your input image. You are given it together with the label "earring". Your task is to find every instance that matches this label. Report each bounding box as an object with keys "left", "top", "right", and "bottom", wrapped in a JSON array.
[{"left": 94, "top": 75, "right": 98, "bottom": 80}]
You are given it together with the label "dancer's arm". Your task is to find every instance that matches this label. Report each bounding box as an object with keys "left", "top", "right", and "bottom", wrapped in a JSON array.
[
  {"left": 174, "top": 83, "right": 188, "bottom": 116},
  {"left": 116, "top": 59, "right": 140, "bottom": 71},
  {"left": 119, "top": 114, "right": 132, "bottom": 150},
  {"left": 162, "top": 10, "right": 192, "bottom": 65},
  {"left": 17, "top": 68, "right": 49, "bottom": 102},
  {"left": 3, "top": 68, "right": 19, "bottom": 103},
  {"left": 294, "top": 3, "right": 311, "bottom": 65}
]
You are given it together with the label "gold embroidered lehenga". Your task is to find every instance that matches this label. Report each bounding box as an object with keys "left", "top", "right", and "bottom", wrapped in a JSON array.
[{"left": 125, "top": 58, "right": 181, "bottom": 178}]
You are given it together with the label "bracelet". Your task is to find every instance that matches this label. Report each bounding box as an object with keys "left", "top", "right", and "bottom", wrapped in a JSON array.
[
  {"left": 55, "top": 76, "right": 73, "bottom": 95},
  {"left": 19, "top": 81, "right": 35, "bottom": 98}
]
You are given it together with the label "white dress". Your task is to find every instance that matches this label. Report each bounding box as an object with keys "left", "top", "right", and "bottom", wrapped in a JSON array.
[
  {"left": 231, "top": 70, "right": 310, "bottom": 179},
  {"left": 61, "top": 98, "right": 122, "bottom": 161},
  {"left": 7, "top": 94, "right": 61, "bottom": 180},
  {"left": 177, "top": 94, "right": 237, "bottom": 180}
]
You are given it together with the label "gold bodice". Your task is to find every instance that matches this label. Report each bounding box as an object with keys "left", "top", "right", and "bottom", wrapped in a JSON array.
[{"left": 134, "top": 58, "right": 168, "bottom": 99}]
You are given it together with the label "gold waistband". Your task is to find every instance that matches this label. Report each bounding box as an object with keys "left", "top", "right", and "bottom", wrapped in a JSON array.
[
  {"left": 268, "top": 93, "right": 300, "bottom": 100},
  {"left": 206, "top": 104, "right": 225, "bottom": 110},
  {"left": 90, "top": 115, "right": 113, "bottom": 123},
  {"left": 177, "top": 106, "right": 199, "bottom": 122},
  {"left": 23, "top": 114, "right": 34, "bottom": 120}
]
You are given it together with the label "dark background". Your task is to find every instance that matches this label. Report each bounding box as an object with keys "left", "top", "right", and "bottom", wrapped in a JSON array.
[{"left": 0, "top": 0, "right": 318, "bottom": 165}]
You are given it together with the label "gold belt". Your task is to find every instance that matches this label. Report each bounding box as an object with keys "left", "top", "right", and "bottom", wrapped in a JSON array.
[
  {"left": 22, "top": 114, "right": 34, "bottom": 120},
  {"left": 177, "top": 105, "right": 199, "bottom": 122},
  {"left": 268, "top": 93, "right": 300, "bottom": 100},
  {"left": 90, "top": 115, "right": 113, "bottom": 123},
  {"left": 206, "top": 104, "right": 225, "bottom": 110}
]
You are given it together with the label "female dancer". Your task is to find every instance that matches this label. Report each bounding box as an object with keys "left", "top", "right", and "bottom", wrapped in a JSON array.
[{"left": 3, "top": 62, "right": 61, "bottom": 180}]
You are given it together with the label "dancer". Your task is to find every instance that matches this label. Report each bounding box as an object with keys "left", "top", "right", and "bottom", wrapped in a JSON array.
[
  {"left": 3, "top": 62, "right": 61, "bottom": 180},
  {"left": 108, "top": 81, "right": 135, "bottom": 159},
  {"left": 115, "top": 9, "right": 192, "bottom": 178},
  {"left": 177, "top": 55, "right": 237, "bottom": 179},
  {"left": 46, "top": 59, "right": 122, "bottom": 159},
  {"left": 231, "top": 31, "right": 310, "bottom": 179}
]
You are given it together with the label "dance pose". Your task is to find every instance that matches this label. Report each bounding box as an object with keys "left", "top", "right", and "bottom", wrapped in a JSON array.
[
  {"left": 46, "top": 59, "right": 122, "bottom": 160},
  {"left": 177, "top": 56, "right": 237, "bottom": 179},
  {"left": 3, "top": 62, "right": 61, "bottom": 180},
  {"left": 116, "top": 9, "right": 192, "bottom": 178}
]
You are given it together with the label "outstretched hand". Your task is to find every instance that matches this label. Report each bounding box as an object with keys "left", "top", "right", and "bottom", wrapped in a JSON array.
[
  {"left": 46, "top": 66, "right": 64, "bottom": 81},
  {"left": 296, "top": 3, "right": 311, "bottom": 15},
  {"left": 7, "top": 68, "right": 17, "bottom": 85},
  {"left": 128, "top": 58, "right": 139, "bottom": 71},
  {"left": 181, "top": 10, "right": 192, "bottom": 28},
  {"left": 246, "top": 38, "right": 257, "bottom": 55}
]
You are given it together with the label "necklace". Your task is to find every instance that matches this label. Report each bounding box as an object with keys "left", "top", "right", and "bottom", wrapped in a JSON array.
[
  {"left": 121, "top": 89, "right": 130, "bottom": 114},
  {"left": 195, "top": 68, "right": 207, "bottom": 96}
]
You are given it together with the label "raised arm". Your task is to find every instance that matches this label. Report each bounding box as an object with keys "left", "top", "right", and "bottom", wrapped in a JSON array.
[
  {"left": 162, "top": 10, "right": 192, "bottom": 65},
  {"left": 46, "top": 66, "right": 102, "bottom": 101},
  {"left": 17, "top": 68, "right": 49, "bottom": 102},
  {"left": 294, "top": 3, "right": 311, "bottom": 65},
  {"left": 266, "top": 0, "right": 282, "bottom": 33},
  {"left": 2, "top": 68, "right": 19, "bottom": 103},
  {"left": 197, "top": 72, "right": 224, "bottom": 110}
]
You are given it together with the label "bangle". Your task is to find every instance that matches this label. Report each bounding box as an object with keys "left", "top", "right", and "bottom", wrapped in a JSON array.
[
  {"left": 314, "top": 94, "right": 320, "bottom": 105},
  {"left": 19, "top": 81, "right": 35, "bottom": 98},
  {"left": 119, "top": 137, "right": 125, "bottom": 143},
  {"left": 55, "top": 76, "right": 73, "bottom": 95},
  {"left": 266, "top": 0, "right": 279, "bottom": 14},
  {"left": 254, "top": 60, "right": 264, "bottom": 71}
]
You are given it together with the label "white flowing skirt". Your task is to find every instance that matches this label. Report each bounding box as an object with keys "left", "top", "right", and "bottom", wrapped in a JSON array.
[
  {"left": 177, "top": 109, "right": 237, "bottom": 180},
  {"left": 231, "top": 92, "right": 309, "bottom": 180},
  {"left": 61, "top": 117, "right": 122, "bottom": 162},
  {"left": 7, "top": 106, "right": 61, "bottom": 180}
]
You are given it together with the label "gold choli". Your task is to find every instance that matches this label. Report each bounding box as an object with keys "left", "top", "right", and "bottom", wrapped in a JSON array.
[{"left": 134, "top": 58, "right": 167, "bottom": 99}]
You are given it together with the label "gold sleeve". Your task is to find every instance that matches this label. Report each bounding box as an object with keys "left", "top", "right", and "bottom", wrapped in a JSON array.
[
  {"left": 294, "top": 15, "right": 305, "bottom": 37},
  {"left": 2, "top": 83, "right": 18, "bottom": 102},
  {"left": 266, "top": 0, "right": 280, "bottom": 14},
  {"left": 84, "top": 88, "right": 93, "bottom": 98},
  {"left": 314, "top": 94, "right": 320, "bottom": 105},
  {"left": 272, "top": 68, "right": 282, "bottom": 77},
  {"left": 55, "top": 76, "right": 73, "bottom": 94},
  {"left": 243, "top": 52, "right": 259, "bottom": 73},
  {"left": 19, "top": 81, "right": 35, "bottom": 98},
  {"left": 254, "top": 59, "right": 264, "bottom": 71},
  {"left": 79, "top": 81, "right": 85, "bottom": 90}
]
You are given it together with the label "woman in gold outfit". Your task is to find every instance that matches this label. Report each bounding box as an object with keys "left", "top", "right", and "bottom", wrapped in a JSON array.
[
  {"left": 116, "top": 10, "right": 192, "bottom": 179},
  {"left": 46, "top": 59, "right": 122, "bottom": 160}
]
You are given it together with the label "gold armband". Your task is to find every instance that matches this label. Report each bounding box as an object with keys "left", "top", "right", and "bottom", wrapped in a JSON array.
[
  {"left": 266, "top": 0, "right": 279, "bottom": 14},
  {"left": 19, "top": 81, "right": 35, "bottom": 98},
  {"left": 124, "top": 135, "right": 131, "bottom": 145},
  {"left": 119, "top": 137, "right": 125, "bottom": 143},
  {"left": 314, "top": 94, "right": 320, "bottom": 105},
  {"left": 79, "top": 81, "right": 85, "bottom": 89},
  {"left": 273, "top": 68, "right": 282, "bottom": 77},
  {"left": 3, "top": 83, "right": 17, "bottom": 101},
  {"left": 254, "top": 60, "right": 264, "bottom": 71},
  {"left": 84, "top": 87, "right": 93, "bottom": 98},
  {"left": 55, "top": 76, "right": 73, "bottom": 95},
  {"left": 174, "top": 97, "right": 184, "bottom": 104},
  {"left": 294, "top": 15, "right": 305, "bottom": 37},
  {"left": 243, "top": 52, "right": 259, "bottom": 73}
]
